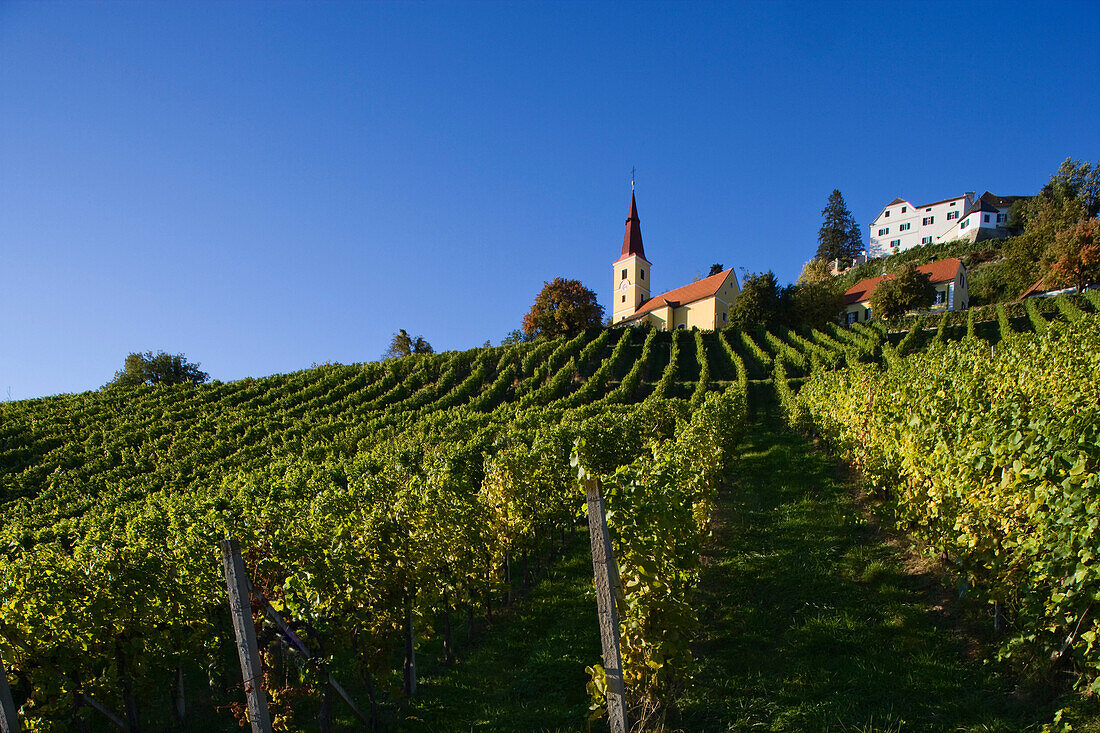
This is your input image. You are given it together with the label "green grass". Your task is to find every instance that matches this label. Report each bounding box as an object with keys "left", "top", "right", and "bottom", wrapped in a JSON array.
[
  {"left": 355, "top": 398, "right": 1099, "bottom": 732},
  {"left": 674, "top": 401, "right": 1058, "bottom": 732},
  {"left": 389, "top": 539, "right": 599, "bottom": 731}
]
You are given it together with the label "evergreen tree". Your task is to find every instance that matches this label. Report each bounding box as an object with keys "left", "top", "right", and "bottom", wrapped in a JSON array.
[{"left": 816, "top": 189, "right": 862, "bottom": 263}]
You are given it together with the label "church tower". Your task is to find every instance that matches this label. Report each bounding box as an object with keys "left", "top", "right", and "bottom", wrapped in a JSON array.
[{"left": 612, "top": 191, "right": 651, "bottom": 323}]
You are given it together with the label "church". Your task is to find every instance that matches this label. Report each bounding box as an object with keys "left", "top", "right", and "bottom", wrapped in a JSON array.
[{"left": 611, "top": 192, "right": 740, "bottom": 330}]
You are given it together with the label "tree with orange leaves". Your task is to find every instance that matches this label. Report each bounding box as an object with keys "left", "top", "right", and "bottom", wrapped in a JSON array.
[
  {"left": 522, "top": 277, "right": 604, "bottom": 339},
  {"left": 1046, "top": 218, "right": 1100, "bottom": 293}
]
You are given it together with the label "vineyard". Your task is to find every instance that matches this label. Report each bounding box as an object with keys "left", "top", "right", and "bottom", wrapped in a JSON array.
[{"left": 3, "top": 290, "right": 1100, "bottom": 731}]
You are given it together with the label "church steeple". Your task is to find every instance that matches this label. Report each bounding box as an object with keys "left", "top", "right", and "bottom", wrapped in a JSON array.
[
  {"left": 612, "top": 190, "right": 651, "bottom": 323},
  {"left": 619, "top": 191, "right": 647, "bottom": 262}
]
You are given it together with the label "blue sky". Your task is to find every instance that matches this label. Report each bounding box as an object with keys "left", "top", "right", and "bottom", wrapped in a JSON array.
[{"left": 2, "top": 1, "right": 1098, "bottom": 398}]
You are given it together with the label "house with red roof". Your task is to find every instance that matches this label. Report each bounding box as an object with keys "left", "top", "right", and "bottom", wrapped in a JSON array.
[
  {"left": 611, "top": 191, "right": 739, "bottom": 330},
  {"left": 843, "top": 257, "right": 969, "bottom": 324}
]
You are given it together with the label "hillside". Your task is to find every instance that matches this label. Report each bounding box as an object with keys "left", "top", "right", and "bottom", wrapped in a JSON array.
[
  {"left": 3, "top": 296, "right": 1100, "bottom": 730},
  {"left": 834, "top": 236, "right": 1028, "bottom": 306}
]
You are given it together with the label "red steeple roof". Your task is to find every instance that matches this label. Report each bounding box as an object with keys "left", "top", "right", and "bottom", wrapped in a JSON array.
[{"left": 617, "top": 192, "right": 648, "bottom": 263}]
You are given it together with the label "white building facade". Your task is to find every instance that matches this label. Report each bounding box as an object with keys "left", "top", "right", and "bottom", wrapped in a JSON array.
[{"left": 868, "top": 191, "right": 1026, "bottom": 258}]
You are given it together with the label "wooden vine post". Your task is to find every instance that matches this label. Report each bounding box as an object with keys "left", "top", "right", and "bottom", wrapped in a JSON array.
[
  {"left": 219, "top": 539, "right": 273, "bottom": 733},
  {"left": 584, "top": 478, "right": 627, "bottom": 733},
  {"left": 0, "top": 649, "right": 19, "bottom": 733}
]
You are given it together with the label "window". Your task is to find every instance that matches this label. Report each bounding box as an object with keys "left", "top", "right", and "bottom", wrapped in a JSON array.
[
  {"left": 901, "top": 206, "right": 907, "bottom": 213},
  {"left": 877, "top": 228, "right": 886, "bottom": 236},
  {"left": 926, "top": 208, "right": 932, "bottom": 212},
  {"left": 950, "top": 201, "right": 957, "bottom": 206},
  {"left": 890, "top": 239, "right": 900, "bottom": 247},
  {"left": 847, "top": 311, "right": 857, "bottom": 325},
  {"left": 922, "top": 236, "right": 932, "bottom": 244},
  {"left": 961, "top": 218, "right": 969, "bottom": 229},
  {"left": 935, "top": 290, "right": 945, "bottom": 305},
  {"left": 947, "top": 210, "right": 959, "bottom": 220},
  {"left": 984, "top": 214, "right": 990, "bottom": 223},
  {"left": 722, "top": 312, "right": 727, "bottom": 323},
  {"left": 621, "top": 268, "right": 627, "bottom": 280},
  {"left": 621, "top": 295, "right": 626, "bottom": 303},
  {"left": 899, "top": 222, "right": 911, "bottom": 231},
  {"left": 677, "top": 324, "right": 685, "bottom": 330},
  {"left": 923, "top": 216, "right": 934, "bottom": 225},
  {"left": 884, "top": 210, "right": 890, "bottom": 217},
  {"left": 996, "top": 213, "right": 1006, "bottom": 223},
  {"left": 640, "top": 269, "right": 645, "bottom": 280}
]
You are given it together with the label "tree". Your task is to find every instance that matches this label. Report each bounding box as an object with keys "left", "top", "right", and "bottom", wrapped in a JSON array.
[
  {"left": 790, "top": 279, "right": 845, "bottom": 329},
  {"left": 708, "top": 263, "right": 724, "bottom": 276},
  {"left": 522, "top": 277, "right": 604, "bottom": 339},
  {"left": 730, "top": 271, "right": 793, "bottom": 331},
  {"left": 1046, "top": 218, "right": 1100, "bottom": 293},
  {"left": 107, "top": 351, "right": 209, "bottom": 387},
  {"left": 384, "top": 329, "right": 433, "bottom": 359},
  {"left": 796, "top": 258, "right": 832, "bottom": 284},
  {"left": 1006, "top": 159, "right": 1099, "bottom": 293},
  {"left": 868, "top": 263, "right": 935, "bottom": 320},
  {"left": 815, "top": 189, "right": 862, "bottom": 263},
  {"left": 499, "top": 329, "right": 531, "bottom": 346}
]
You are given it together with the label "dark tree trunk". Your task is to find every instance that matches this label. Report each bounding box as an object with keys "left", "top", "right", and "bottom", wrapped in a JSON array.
[
  {"left": 504, "top": 552, "right": 512, "bottom": 605},
  {"left": 115, "top": 642, "right": 142, "bottom": 733},
  {"left": 71, "top": 671, "right": 90, "bottom": 733},
  {"left": 403, "top": 590, "right": 417, "bottom": 696},
  {"left": 361, "top": 670, "right": 379, "bottom": 732},
  {"left": 171, "top": 662, "right": 186, "bottom": 722},
  {"left": 442, "top": 591, "right": 454, "bottom": 665},
  {"left": 317, "top": 680, "right": 332, "bottom": 733}
]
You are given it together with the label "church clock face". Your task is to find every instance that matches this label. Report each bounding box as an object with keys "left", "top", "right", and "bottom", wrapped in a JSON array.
[{"left": 618, "top": 280, "right": 629, "bottom": 292}]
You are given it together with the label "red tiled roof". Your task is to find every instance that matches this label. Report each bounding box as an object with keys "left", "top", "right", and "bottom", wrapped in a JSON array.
[
  {"left": 887, "top": 197, "right": 907, "bottom": 206},
  {"left": 844, "top": 275, "right": 887, "bottom": 306},
  {"left": 616, "top": 192, "right": 648, "bottom": 263},
  {"left": 623, "top": 269, "right": 737, "bottom": 321},
  {"left": 844, "top": 258, "right": 964, "bottom": 306}
]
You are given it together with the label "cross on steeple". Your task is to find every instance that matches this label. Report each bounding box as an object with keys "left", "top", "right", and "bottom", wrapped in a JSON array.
[{"left": 631, "top": 167, "right": 636, "bottom": 191}]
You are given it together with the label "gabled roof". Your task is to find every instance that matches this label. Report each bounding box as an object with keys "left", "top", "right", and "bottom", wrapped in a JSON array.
[
  {"left": 616, "top": 192, "right": 648, "bottom": 263},
  {"left": 979, "top": 191, "right": 1028, "bottom": 209},
  {"left": 877, "top": 194, "right": 970, "bottom": 222},
  {"left": 918, "top": 193, "right": 970, "bottom": 208},
  {"left": 844, "top": 275, "right": 887, "bottom": 306},
  {"left": 622, "top": 269, "right": 737, "bottom": 322},
  {"left": 965, "top": 199, "right": 1000, "bottom": 216},
  {"left": 844, "top": 258, "right": 964, "bottom": 306}
]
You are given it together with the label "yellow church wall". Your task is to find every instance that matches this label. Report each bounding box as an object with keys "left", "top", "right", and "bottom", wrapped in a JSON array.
[
  {"left": 612, "top": 254, "right": 651, "bottom": 322},
  {"left": 643, "top": 305, "right": 672, "bottom": 330}
]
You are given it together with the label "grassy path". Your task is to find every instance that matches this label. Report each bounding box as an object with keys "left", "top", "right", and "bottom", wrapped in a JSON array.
[
  {"left": 675, "top": 405, "right": 1052, "bottom": 732},
  {"left": 389, "top": 403, "right": 1067, "bottom": 731},
  {"left": 391, "top": 543, "right": 599, "bottom": 731}
]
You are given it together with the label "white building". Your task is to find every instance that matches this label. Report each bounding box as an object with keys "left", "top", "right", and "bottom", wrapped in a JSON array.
[{"left": 868, "top": 191, "right": 1027, "bottom": 258}]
